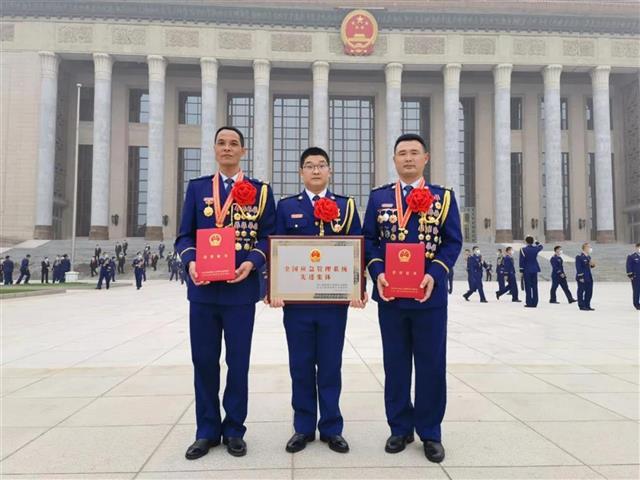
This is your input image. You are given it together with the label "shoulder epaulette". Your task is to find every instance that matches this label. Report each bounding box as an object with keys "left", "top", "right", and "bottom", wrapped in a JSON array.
[
  {"left": 247, "top": 176, "right": 268, "bottom": 186},
  {"left": 372, "top": 182, "right": 393, "bottom": 191},
  {"left": 189, "top": 174, "right": 214, "bottom": 182}
]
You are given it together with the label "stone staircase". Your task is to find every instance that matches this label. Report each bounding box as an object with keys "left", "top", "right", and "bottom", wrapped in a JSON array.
[{"left": 1, "top": 237, "right": 177, "bottom": 280}]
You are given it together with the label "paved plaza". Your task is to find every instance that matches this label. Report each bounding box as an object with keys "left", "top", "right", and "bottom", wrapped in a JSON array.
[{"left": 1, "top": 280, "right": 638, "bottom": 479}]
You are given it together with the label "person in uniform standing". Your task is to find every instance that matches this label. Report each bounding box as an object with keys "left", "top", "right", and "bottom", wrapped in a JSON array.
[
  {"left": 268, "top": 147, "right": 365, "bottom": 454},
  {"left": 41, "top": 257, "right": 50, "bottom": 283},
  {"left": 2, "top": 255, "right": 14, "bottom": 285},
  {"left": 117, "top": 253, "right": 126, "bottom": 274},
  {"left": 122, "top": 239, "right": 128, "bottom": 256},
  {"left": 158, "top": 242, "right": 165, "bottom": 258},
  {"left": 549, "top": 245, "right": 576, "bottom": 304},
  {"left": 576, "top": 242, "right": 596, "bottom": 311},
  {"left": 496, "top": 248, "right": 505, "bottom": 293},
  {"left": 109, "top": 256, "right": 117, "bottom": 283},
  {"left": 15, "top": 254, "right": 31, "bottom": 284},
  {"left": 94, "top": 244, "right": 102, "bottom": 258},
  {"left": 463, "top": 246, "right": 487, "bottom": 303},
  {"left": 626, "top": 243, "right": 640, "bottom": 310},
  {"left": 51, "top": 255, "right": 61, "bottom": 283},
  {"left": 495, "top": 246, "right": 520, "bottom": 302},
  {"left": 60, "top": 254, "right": 70, "bottom": 283},
  {"left": 115, "top": 241, "right": 122, "bottom": 257},
  {"left": 133, "top": 253, "right": 144, "bottom": 290},
  {"left": 519, "top": 236, "right": 543, "bottom": 308},
  {"left": 96, "top": 256, "right": 112, "bottom": 290},
  {"left": 363, "top": 133, "right": 462, "bottom": 463},
  {"left": 175, "top": 126, "right": 276, "bottom": 460}
]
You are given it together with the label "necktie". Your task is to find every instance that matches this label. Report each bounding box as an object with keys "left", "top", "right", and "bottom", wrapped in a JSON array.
[
  {"left": 312, "top": 194, "right": 320, "bottom": 204},
  {"left": 403, "top": 185, "right": 414, "bottom": 197},
  {"left": 225, "top": 178, "right": 234, "bottom": 192}
]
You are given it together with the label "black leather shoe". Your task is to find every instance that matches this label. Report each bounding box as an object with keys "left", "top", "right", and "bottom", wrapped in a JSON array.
[
  {"left": 463, "top": 294, "right": 470, "bottom": 301},
  {"left": 385, "top": 434, "right": 414, "bottom": 453},
  {"left": 185, "top": 438, "right": 220, "bottom": 460},
  {"left": 512, "top": 299, "right": 522, "bottom": 302},
  {"left": 569, "top": 299, "right": 577, "bottom": 304},
  {"left": 495, "top": 291, "right": 500, "bottom": 300},
  {"left": 320, "top": 434, "right": 349, "bottom": 453},
  {"left": 587, "top": 307, "right": 595, "bottom": 311},
  {"left": 286, "top": 432, "right": 315, "bottom": 453},
  {"left": 550, "top": 300, "right": 560, "bottom": 304},
  {"left": 223, "top": 437, "right": 247, "bottom": 457},
  {"left": 480, "top": 300, "right": 488, "bottom": 303},
  {"left": 424, "top": 440, "right": 445, "bottom": 463}
]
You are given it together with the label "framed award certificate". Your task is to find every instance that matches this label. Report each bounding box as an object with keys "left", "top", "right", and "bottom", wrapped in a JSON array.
[{"left": 268, "top": 236, "right": 365, "bottom": 304}]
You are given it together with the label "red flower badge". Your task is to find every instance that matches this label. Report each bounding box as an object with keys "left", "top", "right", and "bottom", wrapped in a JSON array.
[
  {"left": 406, "top": 186, "right": 435, "bottom": 213},
  {"left": 313, "top": 197, "right": 340, "bottom": 223},
  {"left": 231, "top": 180, "right": 257, "bottom": 206}
]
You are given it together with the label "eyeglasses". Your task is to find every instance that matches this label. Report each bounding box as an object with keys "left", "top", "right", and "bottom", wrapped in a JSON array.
[{"left": 302, "top": 164, "right": 329, "bottom": 172}]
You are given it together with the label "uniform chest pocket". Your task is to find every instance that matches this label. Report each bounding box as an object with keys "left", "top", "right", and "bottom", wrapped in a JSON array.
[{"left": 286, "top": 216, "right": 309, "bottom": 230}]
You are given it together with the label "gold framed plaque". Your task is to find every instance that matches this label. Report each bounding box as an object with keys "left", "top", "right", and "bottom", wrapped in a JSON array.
[{"left": 268, "top": 235, "right": 365, "bottom": 304}]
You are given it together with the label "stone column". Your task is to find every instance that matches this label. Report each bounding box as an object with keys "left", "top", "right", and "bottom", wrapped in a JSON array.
[
  {"left": 200, "top": 57, "right": 218, "bottom": 176},
  {"left": 312, "top": 61, "right": 329, "bottom": 150},
  {"left": 493, "top": 64, "right": 513, "bottom": 242},
  {"left": 385, "top": 62, "right": 403, "bottom": 182},
  {"left": 591, "top": 66, "right": 615, "bottom": 243},
  {"left": 145, "top": 55, "right": 167, "bottom": 240},
  {"left": 542, "top": 64, "right": 564, "bottom": 241},
  {"left": 253, "top": 59, "right": 270, "bottom": 181},
  {"left": 89, "top": 53, "right": 113, "bottom": 240},
  {"left": 33, "top": 51, "right": 60, "bottom": 239},
  {"left": 443, "top": 63, "right": 462, "bottom": 192}
]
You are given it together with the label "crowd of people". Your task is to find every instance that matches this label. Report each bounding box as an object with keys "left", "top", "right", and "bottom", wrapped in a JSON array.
[
  {"left": 0, "top": 238, "right": 191, "bottom": 290},
  {"left": 457, "top": 238, "right": 640, "bottom": 311}
]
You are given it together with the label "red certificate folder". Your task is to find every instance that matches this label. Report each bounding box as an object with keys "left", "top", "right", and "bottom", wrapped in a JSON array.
[
  {"left": 196, "top": 227, "right": 236, "bottom": 281},
  {"left": 383, "top": 242, "right": 425, "bottom": 299}
]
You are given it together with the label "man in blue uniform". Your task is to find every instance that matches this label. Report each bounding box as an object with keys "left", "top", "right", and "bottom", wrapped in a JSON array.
[
  {"left": 15, "top": 254, "right": 31, "bottom": 284},
  {"left": 576, "top": 242, "right": 595, "bottom": 311},
  {"left": 133, "top": 253, "right": 144, "bottom": 290},
  {"left": 2, "top": 255, "right": 14, "bottom": 285},
  {"left": 496, "top": 248, "right": 505, "bottom": 293},
  {"left": 363, "top": 133, "right": 462, "bottom": 463},
  {"left": 626, "top": 243, "right": 640, "bottom": 310},
  {"left": 60, "top": 254, "right": 70, "bottom": 283},
  {"left": 269, "top": 146, "right": 365, "bottom": 455},
  {"left": 463, "top": 246, "right": 487, "bottom": 302},
  {"left": 175, "top": 126, "right": 276, "bottom": 460},
  {"left": 495, "top": 246, "right": 520, "bottom": 302},
  {"left": 96, "top": 255, "right": 112, "bottom": 290},
  {"left": 41, "top": 257, "right": 50, "bottom": 283},
  {"left": 519, "top": 236, "right": 543, "bottom": 308},
  {"left": 549, "top": 245, "right": 576, "bottom": 304}
]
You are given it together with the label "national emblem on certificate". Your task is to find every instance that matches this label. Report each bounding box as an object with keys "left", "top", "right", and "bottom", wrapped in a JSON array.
[{"left": 268, "top": 236, "right": 364, "bottom": 303}]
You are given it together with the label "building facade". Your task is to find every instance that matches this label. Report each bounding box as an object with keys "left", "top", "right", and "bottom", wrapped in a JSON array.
[{"left": 1, "top": 1, "right": 639, "bottom": 243}]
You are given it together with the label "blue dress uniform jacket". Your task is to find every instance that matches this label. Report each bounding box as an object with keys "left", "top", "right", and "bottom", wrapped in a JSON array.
[
  {"left": 549, "top": 255, "right": 575, "bottom": 303},
  {"left": 364, "top": 183, "right": 462, "bottom": 309},
  {"left": 174, "top": 173, "right": 276, "bottom": 442},
  {"left": 276, "top": 191, "right": 362, "bottom": 437},
  {"left": 175, "top": 175, "right": 276, "bottom": 305},
  {"left": 626, "top": 252, "right": 640, "bottom": 309},
  {"left": 363, "top": 183, "right": 462, "bottom": 443},
  {"left": 519, "top": 243, "right": 543, "bottom": 307},
  {"left": 575, "top": 252, "right": 594, "bottom": 309}
]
